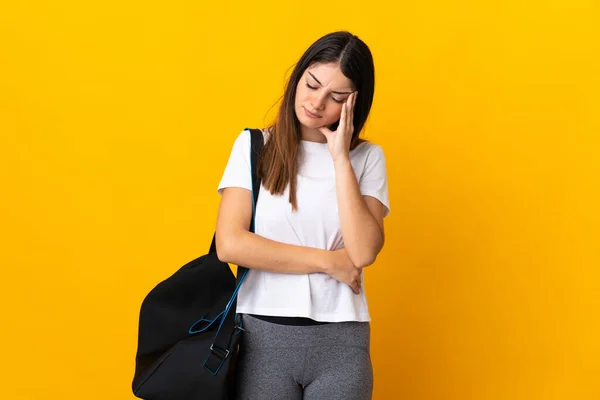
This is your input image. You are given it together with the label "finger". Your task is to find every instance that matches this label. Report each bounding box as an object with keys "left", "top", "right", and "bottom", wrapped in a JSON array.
[
  {"left": 349, "top": 280, "right": 359, "bottom": 294},
  {"left": 318, "top": 125, "right": 333, "bottom": 137},
  {"left": 338, "top": 102, "right": 346, "bottom": 131},
  {"left": 346, "top": 96, "right": 353, "bottom": 132},
  {"left": 343, "top": 99, "right": 350, "bottom": 125},
  {"left": 349, "top": 92, "right": 357, "bottom": 129}
]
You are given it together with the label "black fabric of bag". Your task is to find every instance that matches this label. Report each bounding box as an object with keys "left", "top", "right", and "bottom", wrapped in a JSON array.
[{"left": 132, "top": 128, "right": 264, "bottom": 400}]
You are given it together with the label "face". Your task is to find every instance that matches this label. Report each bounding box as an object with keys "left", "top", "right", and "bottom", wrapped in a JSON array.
[{"left": 294, "top": 62, "right": 355, "bottom": 130}]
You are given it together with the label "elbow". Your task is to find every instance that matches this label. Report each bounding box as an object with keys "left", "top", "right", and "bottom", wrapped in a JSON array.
[
  {"left": 349, "top": 251, "right": 378, "bottom": 269},
  {"left": 216, "top": 245, "right": 229, "bottom": 264},
  {"left": 215, "top": 231, "right": 232, "bottom": 263},
  {"left": 348, "top": 237, "right": 383, "bottom": 268},
  {"left": 216, "top": 228, "right": 249, "bottom": 264},
  {"left": 360, "top": 231, "right": 385, "bottom": 267}
]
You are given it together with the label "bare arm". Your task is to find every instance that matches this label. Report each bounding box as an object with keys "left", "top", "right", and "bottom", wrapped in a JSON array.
[
  {"left": 216, "top": 187, "right": 334, "bottom": 274},
  {"left": 215, "top": 187, "right": 362, "bottom": 293},
  {"left": 334, "top": 157, "right": 385, "bottom": 268},
  {"left": 317, "top": 92, "right": 387, "bottom": 269}
]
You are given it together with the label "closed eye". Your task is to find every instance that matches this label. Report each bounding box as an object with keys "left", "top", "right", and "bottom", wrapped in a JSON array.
[{"left": 306, "top": 82, "right": 345, "bottom": 104}]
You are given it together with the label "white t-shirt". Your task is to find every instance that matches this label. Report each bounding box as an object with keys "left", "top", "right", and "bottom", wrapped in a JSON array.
[{"left": 217, "top": 128, "right": 390, "bottom": 322}]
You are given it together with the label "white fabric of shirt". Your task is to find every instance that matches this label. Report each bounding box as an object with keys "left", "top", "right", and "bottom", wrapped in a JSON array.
[{"left": 217, "top": 128, "right": 390, "bottom": 322}]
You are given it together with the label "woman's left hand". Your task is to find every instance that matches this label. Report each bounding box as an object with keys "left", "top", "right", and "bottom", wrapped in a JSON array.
[{"left": 318, "top": 91, "right": 357, "bottom": 162}]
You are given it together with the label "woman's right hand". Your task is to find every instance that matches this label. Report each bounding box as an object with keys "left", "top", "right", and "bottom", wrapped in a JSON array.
[{"left": 324, "top": 249, "right": 363, "bottom": 294}]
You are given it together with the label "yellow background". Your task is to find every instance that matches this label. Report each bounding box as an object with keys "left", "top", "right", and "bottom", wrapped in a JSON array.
[{"left": 1, "top": 1, "right": 599, "bottom": 399}]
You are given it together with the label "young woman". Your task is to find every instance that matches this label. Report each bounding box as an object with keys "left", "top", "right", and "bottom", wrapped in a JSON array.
[{"left": 215, "top": 31, "right": 390, "bottom": 400}]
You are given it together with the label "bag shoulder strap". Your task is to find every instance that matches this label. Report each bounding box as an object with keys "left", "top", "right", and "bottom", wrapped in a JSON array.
[
  {"left": 203, "top": 128, "right": 264, "bottom": 374},
  {"left": 208, "top": 128, "right": 264, "bottom": 254}
]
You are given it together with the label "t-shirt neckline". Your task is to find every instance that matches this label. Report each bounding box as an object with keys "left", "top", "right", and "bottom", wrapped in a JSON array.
[{"left": 300, "top": 139, "right": 330, "bottom": 152}]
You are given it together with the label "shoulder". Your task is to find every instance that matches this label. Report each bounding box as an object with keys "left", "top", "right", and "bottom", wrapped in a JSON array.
[
  {"left": 234, "top": 128, "right": 251, "bottom": 144},
  {"left": 351, "top": 140, "right": 386, "bottom": 162},
  {"left": 233, "top": 127, "right": 270, "bottom": 145},
  {"left": 228, "top": 128, "right": 255, "bottom": 155}
]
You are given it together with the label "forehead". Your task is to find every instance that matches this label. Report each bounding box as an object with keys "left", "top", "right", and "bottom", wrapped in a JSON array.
[{"left": 305, "top": 63, "right": 354, "bottom": 89}]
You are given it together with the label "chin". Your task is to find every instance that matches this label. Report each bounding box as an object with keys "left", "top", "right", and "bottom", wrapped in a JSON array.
[
  {"left": 299, "top": 119, "right": 322, "bottom": 129},
  {"left": 295, "top": 113, "right": 316, "bottom": 129}
]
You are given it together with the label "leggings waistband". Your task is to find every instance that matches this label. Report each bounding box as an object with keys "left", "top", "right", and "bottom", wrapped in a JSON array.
[{"left": 240, "top": 314, "right": 371, "bottom": 350}]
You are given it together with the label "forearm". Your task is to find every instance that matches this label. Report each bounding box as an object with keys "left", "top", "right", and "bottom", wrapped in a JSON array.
[
  {"left": 334, "top": 157, "right": 384, "bottom": 267},
  {"left": 217, "top": 229, "right": 330, "bottom": 274}
]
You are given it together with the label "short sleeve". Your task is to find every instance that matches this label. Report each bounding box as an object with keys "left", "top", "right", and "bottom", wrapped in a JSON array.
[
  {"left": 217, "top": 129, "right": 252, "bottom": 195},
  {"left": 359, "top": 145, "right": 390, "bottom": 218}
]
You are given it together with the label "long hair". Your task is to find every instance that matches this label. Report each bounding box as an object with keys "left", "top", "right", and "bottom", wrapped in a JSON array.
[{"left": 258, "top": 31, "right": 376, "bottom": 211}]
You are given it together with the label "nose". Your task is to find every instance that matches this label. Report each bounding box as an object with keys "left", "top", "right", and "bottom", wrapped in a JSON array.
[{"left": 310, "top": 92, "right": 327, "bottom": 111}]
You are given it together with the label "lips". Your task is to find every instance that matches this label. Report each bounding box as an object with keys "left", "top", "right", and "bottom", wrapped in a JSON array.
[{"left": 303, "top": 106, "right": 321, "bottom": 118}]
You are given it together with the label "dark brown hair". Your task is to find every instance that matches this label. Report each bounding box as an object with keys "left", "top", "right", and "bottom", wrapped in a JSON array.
[{"left": 258, "top": 31, "right": 376, "bottom": 211}]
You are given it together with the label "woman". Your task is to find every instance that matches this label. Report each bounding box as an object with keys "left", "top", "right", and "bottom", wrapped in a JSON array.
[{"left": 215, "top": 31, "right": 390, "bottom": 400}]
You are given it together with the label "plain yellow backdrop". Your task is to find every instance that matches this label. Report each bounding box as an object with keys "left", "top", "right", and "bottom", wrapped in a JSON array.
[{"left": 1, "top": 1, "right": 599, "bottom": 399}]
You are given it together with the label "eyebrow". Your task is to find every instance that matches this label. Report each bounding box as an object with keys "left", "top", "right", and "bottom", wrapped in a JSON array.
[{"left": 307, "top": 71, "right": 354, "bottom": 95}]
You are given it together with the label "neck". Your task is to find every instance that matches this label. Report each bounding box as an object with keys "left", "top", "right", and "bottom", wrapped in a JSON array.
[{"left": 300, "top": 125, "right": 327, "bottom": 143}]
